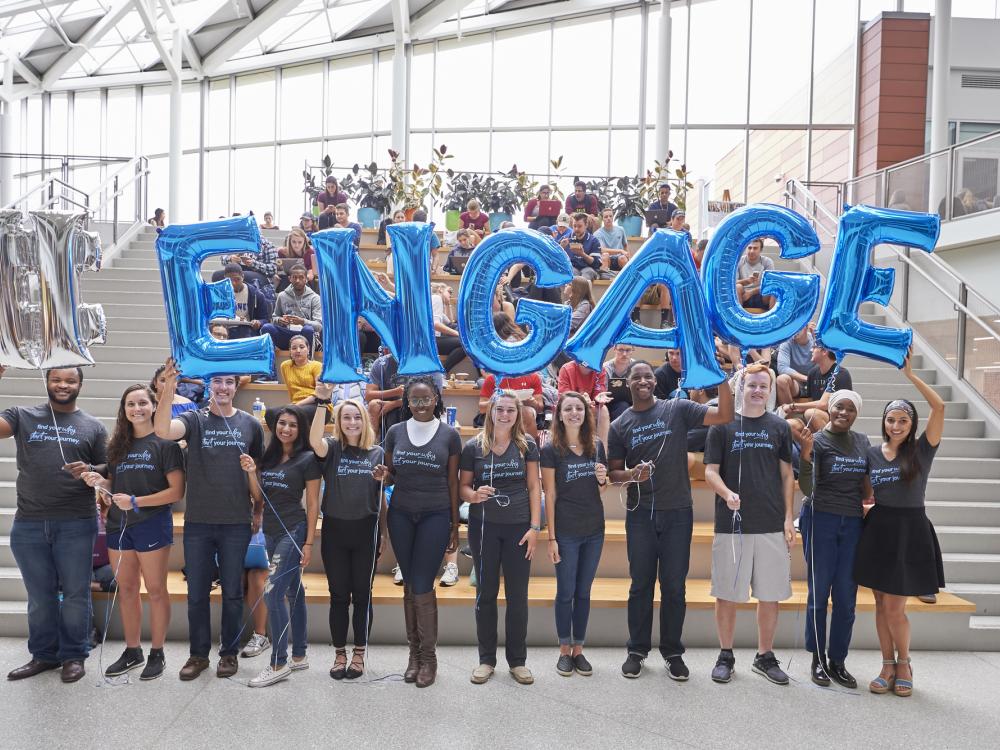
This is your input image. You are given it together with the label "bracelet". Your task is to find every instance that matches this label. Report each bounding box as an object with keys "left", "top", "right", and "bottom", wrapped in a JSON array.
[
  {"left": 529, "top": 524, "right": 542, "bottom": 532},
  {"left": 129, "top": 495, "right": 139, "bottom": 512},
  {"left": 303, "top": 542, "right": 313, "bottom": 546},
  {"left": 314, "top": 397, "right": 331, "bottom": 405}
]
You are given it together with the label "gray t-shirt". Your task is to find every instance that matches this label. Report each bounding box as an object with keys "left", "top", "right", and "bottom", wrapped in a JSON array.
[
  {"left": 540, "top": 440, "right": 607, "bottom": 538},
  {"left": 594, "top": 225, "right": 627, "bottom": 250},
  {"left": 461, "top": 437, "right": 540, "bottom": 525},
  {"left": 607, "top": 398, "right": 709, "bottom": 511},
  {"left": 384, "top": 421, "right": 461, "bottom": 513},
  {"left": 737, "top": 254, "right": 774, "bottom": 282},
  {"left": 321, "top": 439, "right": 384, "bottom": 520},
  {"left": 867, "top": 434, "right": 937, "bottom": 509},
  {"left": 1, "top": 405, "right": 107, "bottom": 520},
  {"left": 178, "top": 408, "right": 264, "bottom": 524},
  {"left": 704, "top": 413, "right": 792, "bottom": 534},
  {"left": 259, "top": 450, "right": 322, "bottom": 536},
  {"left": 803, "top": 428, "right": 871, "bottom": 517},
  {"left": 108, "top": 433, "right": 185, "bottom": 530}
]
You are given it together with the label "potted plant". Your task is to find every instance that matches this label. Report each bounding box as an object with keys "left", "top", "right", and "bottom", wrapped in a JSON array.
[
  {"left": 481, "top": 166, "right": 523, "bottom": 230},
  {"left": 642, "top": 151, "right": 694, "bottom": 210},
  {"left": 441, "top": 171, "right": 474, "bottom": 231},
  {"left": 610, "top": 175, "right": 645, "bottom": 238},
  {"left": 427, "top": 144, "right": 452, "bottom": 211},
  {"left": 352, "top": 162, "right": 392, "bottom": 228},
  {"left": 387, "top": 149, "right": 430, "bottom": 219}
]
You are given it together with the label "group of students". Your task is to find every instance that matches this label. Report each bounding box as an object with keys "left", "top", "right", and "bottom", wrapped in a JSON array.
[{"left": 0, "top": 338, "right": 945, "bottom": 697}]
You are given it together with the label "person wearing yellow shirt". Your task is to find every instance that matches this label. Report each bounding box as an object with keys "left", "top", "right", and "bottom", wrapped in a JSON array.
[{"left": 280, "top": 336, "right": 322, "bottom": 406}]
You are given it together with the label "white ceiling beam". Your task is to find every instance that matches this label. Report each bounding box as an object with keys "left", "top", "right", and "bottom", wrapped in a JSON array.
[
  {"left": 0, "top": 42, "right": 42, "bottom": 88},
  {"left": 133, "top": 0, "right": 180, "bottom": 79},
  {"left": 334, "top": 0, "right": 393, "bottom": 41},
  {"left": 201, "top": 0, "right": 310, "bottom": 74},
  {"left": 40, "top": 0, "right": 136, "bottom": 89},
  {"left": 0, "top": 0, "right": 76, "bottom": 20},
  {"left": 410, "top": 0, "right": 476, "bottom": 38},
  {"left": 486, "top": 0, "right": 516, "bottom": 11},
  {"left": 157, "top": 0, "right": 205, "bottom": 77}
]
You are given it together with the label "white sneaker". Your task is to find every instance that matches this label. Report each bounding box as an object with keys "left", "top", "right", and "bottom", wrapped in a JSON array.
[
  {"left": 440, "top": 562, "right": 459, "bottom": 587},
  {"left": 249, "top": 663, "right": 290, "bottom": 687},
  {"left": 241, "top": 633, "right": 271, "bottom": 658},
  {"left": 393, "top": 566, "right": 404, "bottom": 585},
  {"left": 289, "top": 656, "right": 309, "bottom": 671}
]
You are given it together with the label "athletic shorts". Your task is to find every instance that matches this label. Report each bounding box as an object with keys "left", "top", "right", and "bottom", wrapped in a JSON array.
[
  {"left": 711, "top": 532, "right": 791, "bottom": 603},
  {"left": 107, "top": 510, "right": 173, "bottom": 552}
]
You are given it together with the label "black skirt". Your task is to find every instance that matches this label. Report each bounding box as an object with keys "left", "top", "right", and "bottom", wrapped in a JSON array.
[{"left": 853, "top": 504, "right": 945, "bottom": 596}]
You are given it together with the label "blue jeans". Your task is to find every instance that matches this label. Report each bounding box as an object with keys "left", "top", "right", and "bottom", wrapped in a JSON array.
[
  {"left": 387, "top": 507, "right": 452, "bottom": 595},
  {"left": 261, "top": 323, "right": 316, "bottom": 352},
  {"left": 554, "top": 532, "right": 604, "bottom": 646},
  {"left": 800, "top": 503, "right": 862, "bottom": 663},
  {"left": 183, "top": 522, "right": 252, "bottom": 658},
  {"left": 264, "top": 522, "right": 308, "bottom": 666},
  {"left": 10, "top": 518, "right": 97, "bottom": 662},
  {"left": 625, "top": 507, "right": 693, "bottom": 659}
]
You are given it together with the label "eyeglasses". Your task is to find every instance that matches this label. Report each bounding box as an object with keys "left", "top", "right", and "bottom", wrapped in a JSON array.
[{"left": 409, "top": 397, "right": 436, "bottom": 407}]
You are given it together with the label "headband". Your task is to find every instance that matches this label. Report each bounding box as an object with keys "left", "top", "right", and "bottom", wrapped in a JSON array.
[{"left": 885, "top": 399, "right": 915, "bottom": 419}]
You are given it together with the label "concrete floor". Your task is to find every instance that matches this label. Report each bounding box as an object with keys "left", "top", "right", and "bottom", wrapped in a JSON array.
[{"left": 2, "top": 639, "right": 997, "bottom": 749}]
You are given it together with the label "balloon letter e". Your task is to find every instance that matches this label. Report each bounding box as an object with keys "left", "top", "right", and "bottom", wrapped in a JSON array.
[{"left": 817, "top": 205, "right": 939, "bottom": 367}]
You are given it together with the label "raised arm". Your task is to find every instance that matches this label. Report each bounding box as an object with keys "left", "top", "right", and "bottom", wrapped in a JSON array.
[
  {"left": 904, "top": 349, "right": 944, "bottom": 447},
  {"left": 309, "top": 384, "right": 333, "bottom": 458},
  {"left": 703, "top": 377, "right": 735, "bottom": 426},
  {"left": 153, "top": 358, "right": 188, "bottom": 441}
]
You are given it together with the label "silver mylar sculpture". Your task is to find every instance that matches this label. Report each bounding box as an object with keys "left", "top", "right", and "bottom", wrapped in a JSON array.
[{"left": 0, "top": 209, "right": 106, "bottom": 369}]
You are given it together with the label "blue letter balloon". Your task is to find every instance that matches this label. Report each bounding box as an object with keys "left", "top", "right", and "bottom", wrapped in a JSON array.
[
  {"left": 457, "top": 228, "right": 573, "bottom": 379},
  {"left": 567, "top": 229, "right": 725, "bottom": 389},
  {"left": 312, "top": 222, "right": 440, "bottom": 383},
  {"left": 702, "top": 204, "right": 821, "bottom": 351},
  {"left": 156, "top": 216, "right": 274, "bottom": 378},
  {"left": 817, "top": 205, "right": 940, "bottom": 367}
]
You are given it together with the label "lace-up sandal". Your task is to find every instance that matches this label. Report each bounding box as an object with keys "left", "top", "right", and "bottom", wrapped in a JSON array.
[
  {"left": 869, "top": 659, "right": 896, "bottom": 694},
  {"left": 893, "top": 658, "right": 913, "bottom": 697},
  {"left": 329, "top": 648, "right": 347, "bottom": 680}
]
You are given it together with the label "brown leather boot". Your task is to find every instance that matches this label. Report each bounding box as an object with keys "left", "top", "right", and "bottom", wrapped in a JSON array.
[
  {"left": 403, "top": 587, "right": 420, "bottom": 683},
  {"left": 413, "top": 590, "right": 438, "bottom": 688}
]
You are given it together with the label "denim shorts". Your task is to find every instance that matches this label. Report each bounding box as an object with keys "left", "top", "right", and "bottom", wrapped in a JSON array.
[{"left": 107, "top": 510, "right": 173, "bottom": 552}]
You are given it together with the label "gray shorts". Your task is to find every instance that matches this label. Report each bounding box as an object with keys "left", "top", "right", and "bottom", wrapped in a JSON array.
[{"left": 711, "top": 532, "right": 792, "bottom": 603}]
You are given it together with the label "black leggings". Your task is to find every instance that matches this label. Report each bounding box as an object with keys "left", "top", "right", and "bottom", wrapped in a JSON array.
[
  {"left": 437, "top": 335, "right": 480, "bottom": 377},
  {"left": 321, "top": 515, "right": 380, "bottom": 647}
]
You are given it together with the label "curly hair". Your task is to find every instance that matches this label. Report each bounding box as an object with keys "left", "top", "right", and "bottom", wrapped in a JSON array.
[{"left": 400, "top": 376, "right": 445, "bottom": 421}]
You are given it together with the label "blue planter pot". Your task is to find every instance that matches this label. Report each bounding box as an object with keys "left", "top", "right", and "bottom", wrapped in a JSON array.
[
  {"left": 489, "top": 213, "right": 512, "bottom": 231},
  {"left": 620, "top": 216, "right": 642, "bottom": 238},
  {"left": 358, "top": 207, "right": 381, "bottom": 229}
]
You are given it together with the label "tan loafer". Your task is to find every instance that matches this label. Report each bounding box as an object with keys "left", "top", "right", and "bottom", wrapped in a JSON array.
[
  {"left": 471, "top": 664, "right": 494, "bottom": 684},
  {"left": 509, "top": 665, "right": 534, "bottom": 685}
]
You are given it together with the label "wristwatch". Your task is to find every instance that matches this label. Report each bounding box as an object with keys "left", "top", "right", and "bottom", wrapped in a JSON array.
[{"left": 529, "top": 524, "right": 542, "bottom": 532}]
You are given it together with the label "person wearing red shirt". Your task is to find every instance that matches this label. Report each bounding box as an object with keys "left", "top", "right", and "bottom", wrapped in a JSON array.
[
  {"left": 556, "top": 361, "right": 611, "bottom": 444},
  {"left": 459, "top": 199, "right": 491, "bottom": 241},
  {"left": 479, "top": 373, "right": 543, "bottom": 439}
]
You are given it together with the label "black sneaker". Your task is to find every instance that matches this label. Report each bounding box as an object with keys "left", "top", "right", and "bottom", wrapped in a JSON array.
[
  {"left": 140, "top": 649, "right": 166, "bottom": 681},
  {"left": 665, "top": 655, "right": 690, "bottom": 682},
  {"left": 752, "top": 651, "right": 789, "bottom": 686},
  {"left": 621, "top": 653, "right": 644, "bottom": 678},
  {"left": 556, "top": 654, "right": 575, "bottom": 677},
  {"left": 573, "top": 653, "right": 593, "bottom": 676},
  {"left": 711, "top": 650, "right": 735, "bottom": 683},
  {"left": 105, "top": 647, "right": 145, "bottom": 677}
]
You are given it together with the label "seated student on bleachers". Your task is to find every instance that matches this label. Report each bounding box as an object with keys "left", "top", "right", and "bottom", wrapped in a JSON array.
[
  {"left": 208, "top": 324, "right": 250, "bottom": 389},
  {"left": 552, "top": 214, "right": 573, "bottom": 245},
  {"left": 432, "top": 283, "right": 477, "bottom": 377},
  {"left": 151, "top": 364, "right": 197, "bottom": 417},
  {"left": 565, "top": 180, "right": 600, "bottom": 217},
  {"left": 149, "top": 208, "right": 167, "bottom": 228},
  {"left": 646, "top": 183, "right": 677, "bottom": 230},
  {"left": 775, "top": 327, "right": 815, "bottom": 407},
  {"left": 559, "top": 213, "right": 603, "bottom": 282},
  {"left": 260, "top": 211, "right": 277, "bottom": 230},
  {"left": 366, "top": 351, "right": 446, "bottom": 437},
  {"left": 493, "top": 282, "right": 516, "bottom": 319},
  {"left": 277, "top": 228, "right": 316, "bottom": 291},
  {"left": 333, "top": 203, "right": 363, "bottom": 249},
  {"left": 377, "top": 209, "right": 407, "bottom": 246},
  {"left": 444, "top": 229, "right": 475, "bottom": 272},
  {"left": 262, "top": 264, "right": 322, "bottom": 354},
  {"left": 594, "top": 208, "right": 629, "bottom": 273},
  {"left": 316, "top": 176, "right": 350, "bottom": 229},
  {"left": 602, "top": 344, "right": 635, "bottom": 421},
  {"left": 668, "top": 209, "right": 693, "bottom": 247},
  {"left": 693, "top": 239, "right": 707, "bottom": 271},
  {"left": 781, "top": 345, "right": 853, "bottom": 441},
  {"left": 524, "top": 184, "right": 560, "bottom": 229},
  {"left": 300, "top": 212, "right": 319, "bottom": 236},
  {"left": 460, "top": 199, "right": 491, "bottom": 241},
  {"left": 565, "top": 277, "right": 595, "bottom": 336},
  {"left": 220, "top": 263, "right": 270, "bottom": 340},
  {"left": 737, "top": 238, "right": 775, "bottom": 310},
  {"left": 556, "top": 360, "right": 610, "bottom": 445},
  {"left": 654, "top": 348, "right": 685, "bottom": 400},
  {"left": 280, "top": 335, "right": 322, "bottom": 406},
  {"left": 411, "top": 209, "right": 441, "bottom": 272},
  {"left": 217, "top": 235, "right": 278, "bottom": 299}
]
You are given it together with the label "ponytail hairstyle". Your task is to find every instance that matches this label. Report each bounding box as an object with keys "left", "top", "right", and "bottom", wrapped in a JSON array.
[
  {"left": 882, "top": 399, "right": 921, "bottom": 483},
  {"left": 107, "top": 384, "right": 158, "bottom": 468},
  {"left": 400, "top": 376, "right": 445, "bottom": 421}
]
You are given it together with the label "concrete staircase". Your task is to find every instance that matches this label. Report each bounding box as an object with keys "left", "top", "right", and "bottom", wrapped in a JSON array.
[{"left": 0, "top": 225, "right": 996, "bottom": 649}]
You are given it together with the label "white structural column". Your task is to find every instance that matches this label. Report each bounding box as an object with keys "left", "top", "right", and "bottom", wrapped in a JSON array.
[
  {"left": 391, "top": 0, "right": 411, "bottom": 162},
  {"left": 168, "top": 28, "right": 183, "bottom": 221},
  {"left": 653, "top": 0, "right": 672, "bottom": 163},
  {"left": 0, "top": 103, "right": 13, "bottom": 207},
  {"left": 928, "top": 0, "right": 951, "bottom": 215}
]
